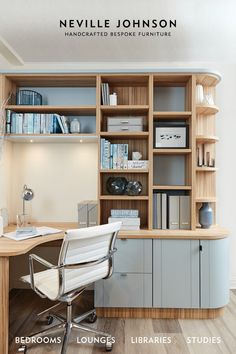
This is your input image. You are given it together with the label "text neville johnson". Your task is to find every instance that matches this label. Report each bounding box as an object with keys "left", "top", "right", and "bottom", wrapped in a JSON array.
[{"left": 59, "top": 19, "right": 176, "bottom": 29}]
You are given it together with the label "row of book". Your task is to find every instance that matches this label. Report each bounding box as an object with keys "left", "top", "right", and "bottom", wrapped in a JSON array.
[
  {"left": 153, "top": 193, "right": 190, "bottom": 230},
  {"left": 100, "top": 139, "right": 148, "bottom": 169},
  {"left": 6, "top": 110, "right": 69, "bottom": 134},
  {"left": 108, "top": 209, "right": 140, "bottom": 230}
]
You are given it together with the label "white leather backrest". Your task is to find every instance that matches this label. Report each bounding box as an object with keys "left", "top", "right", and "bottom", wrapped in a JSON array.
[{"left": 58, "top": 222, "right": 122, "bottom": 266}]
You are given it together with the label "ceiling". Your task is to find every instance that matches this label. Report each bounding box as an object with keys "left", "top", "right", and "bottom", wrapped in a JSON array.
[{"left": 0, "top": 0, "right": 235, "bottom": 68}]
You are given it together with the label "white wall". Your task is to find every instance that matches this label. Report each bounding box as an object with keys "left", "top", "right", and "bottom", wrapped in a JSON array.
[
  {"left": 0, "top": 141, "right": 12, "bottom": 214},
  {"left": 7, "top": 142, "right": 98, "bottom": 223}
]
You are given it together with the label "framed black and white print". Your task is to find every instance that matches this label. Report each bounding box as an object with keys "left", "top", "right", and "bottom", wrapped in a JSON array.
[{"left": 154, "top": 126, "right": 187, "bottom": 148}]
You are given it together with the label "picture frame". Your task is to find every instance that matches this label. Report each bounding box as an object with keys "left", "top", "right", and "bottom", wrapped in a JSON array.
[{"left": 154, "top": 125, "right": 187, "bottom": 148}]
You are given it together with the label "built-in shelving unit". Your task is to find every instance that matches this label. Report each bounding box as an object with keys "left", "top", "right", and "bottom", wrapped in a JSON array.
[{"left": 1, "top": 71, "right": 221, "bottom": 232}]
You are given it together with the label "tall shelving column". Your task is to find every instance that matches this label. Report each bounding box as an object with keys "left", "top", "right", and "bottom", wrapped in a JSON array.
[
  {"left": 152, "top": 74, "right": 193, "bottom": 230},
  {"left": 194, "top": 74, "right": 220, "bottom": 227},
  {"left": 148, "top": 74, "right": 154, "bottom": 229},
  {"left": 98, "top": 74, "right": 150, "bottom": 229}
]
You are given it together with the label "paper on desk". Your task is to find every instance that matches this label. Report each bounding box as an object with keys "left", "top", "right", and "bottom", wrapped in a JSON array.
[{"left": 2, "top": 226, "right": 62, "bottom": 241}]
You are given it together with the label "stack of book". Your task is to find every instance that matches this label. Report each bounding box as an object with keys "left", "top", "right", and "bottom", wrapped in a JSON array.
[
  {"left": 101, "top": 83, "right": 110, "bottom": 105},
  {"left": 108, "top": 209, "right": 140, "bottom": 231},
  {"left": 100, "top": 139, "right": 128, "bottom": 169},
  {"left": 153, "top": 193, "right": 190, "bottom": 230},
  {"left": 6, "top": 110, "right": 69, "bottom": 134},
  {"left": 100, "top": 139, "right": 148, "bottom": 170}
]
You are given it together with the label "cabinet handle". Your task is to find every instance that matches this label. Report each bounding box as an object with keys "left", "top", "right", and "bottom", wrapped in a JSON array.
[
  {"left": 121, "top": 120, "right": 129, "bottom": 124},
  {"left": 120, "top": 273, "right": 127, "bottom": 277},
  {"left": 199, "top": 245, "right": 203, "bottom": 252}
]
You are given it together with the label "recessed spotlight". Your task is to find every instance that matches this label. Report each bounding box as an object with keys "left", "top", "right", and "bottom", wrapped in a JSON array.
[
  {"left": 79, "top": 139, "right": 83, "bottom": 143},
  {"left": 30, "top": 139, "right": 34, "bottom": 143}
]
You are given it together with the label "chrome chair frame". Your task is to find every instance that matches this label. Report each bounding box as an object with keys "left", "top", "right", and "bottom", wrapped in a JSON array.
[{"left": 19, "top": 226, "right": 120, "bottom": 354}]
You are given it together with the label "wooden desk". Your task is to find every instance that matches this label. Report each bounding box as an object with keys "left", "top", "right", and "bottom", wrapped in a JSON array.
[
  {"left": 0, "top": 223, "right": 229, "bottom": 354},
  {"left": 0, "top": 222, "right": 76, "bottom": 354}
]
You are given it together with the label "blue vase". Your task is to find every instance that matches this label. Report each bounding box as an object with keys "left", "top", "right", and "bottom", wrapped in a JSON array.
[{"left": 199, "top": 202, "right": 213, "bottom": 229}]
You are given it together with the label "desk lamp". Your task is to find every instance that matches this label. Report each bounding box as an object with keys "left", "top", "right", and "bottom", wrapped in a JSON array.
[{"left": 17, "top": 185, "right": 35, "bottom": 232}]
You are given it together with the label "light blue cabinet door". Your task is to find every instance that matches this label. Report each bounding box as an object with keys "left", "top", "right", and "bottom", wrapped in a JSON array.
[
  {"left": 94, "top": 280, "right": 104, "bottom": 307},
  {"left": 103, "top": 273, "right": 152, "bottom": 308},
  {"left": 200, "top": 238, "right": 229, "bottom": 308},
  {"left": 114, "top": 239, "right": 152, "bottom": 273},
  {"left": 153, "top": 239, "right": 200, "bottom": 308}
]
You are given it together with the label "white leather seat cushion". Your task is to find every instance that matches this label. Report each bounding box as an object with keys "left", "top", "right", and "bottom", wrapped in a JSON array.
[{"left": 21, "top": 261, "right": 108, "bottom": 301}]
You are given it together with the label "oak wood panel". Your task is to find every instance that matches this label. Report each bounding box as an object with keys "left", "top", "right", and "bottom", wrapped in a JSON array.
[
  {"left": 196, "top": 105, "right": 219, "bottom": 115},
  {"left": 148, "top": 74, "right": 153, "bottom": 229},
  {"left": 5, "top": 105, "right": 97, "bottom": 115},
  {"left": 5, "top": 74, "right": 97, "bottom": 87},
  {"left": 96, "top": 307, "right": 224, "bottom": 319},
  {"left": 0, "top": 222, "right": 77, "bottom": 256},
  {"left": 153, "top": 148, "right": 192, "bottom": 155},
  {"left": 0, "top": 257, "right": 9, "bottom": 354},
  {"left": 196, "top": 114, "right": 216, "bottom": 136},
  {"left": 196, "top": 74, "right": 220, "bottom": 86}
]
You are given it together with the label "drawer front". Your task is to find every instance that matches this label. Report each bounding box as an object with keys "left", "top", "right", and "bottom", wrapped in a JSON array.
[
  {"left": 103, "top": 273, "right": 152, "bottom": 307},
  {"left": 108, "top": 117, "right": 143, "bottom": 126},
  {"left": 114, "top": 239, "right": 152, "bottom": 273},
  {"left": 107, "top": 125, "right": 143, "bottom": 132}
]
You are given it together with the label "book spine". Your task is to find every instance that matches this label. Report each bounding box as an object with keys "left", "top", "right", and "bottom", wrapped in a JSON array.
[
  {"left": 110, "top": 144, "right": 113, "bottom": 169},
  {"left": 117, "top": 144, "right": 122, "bottom": 169},
  {"left": 123, "top": 144, "right": 128, "bottom": 169},
  {"left": 180, "top": 196, "right": 190, "bottom": 229},
  {"left": 157, "top": 193, "right": 162, "bottom": 229},
  {"left": 22, "top": 113, "right": 28, "bottom": 134},
  {"left": 103, "top": 140, "right": 110, "bottom": 169},
  {"left": 6, "top": 110, "right": 11, "bottom": 134},
  {"left": 100, "top": 138, "right": 105, "bottom": 169},
  {"left": 153, "top": 193, "right": 157, "bottom": 229},
  {"left": 168, "top": 195, "right": 180, "bottom": 229},
  {"left": 112, "top": 144, "right": 118, "bottom": 169},
  {"left": 27, "top": 113, "right": 34, "bottom": 134},
  {"left": 11, "top": 113, "right": 16, "bottom": 134},
  {"left": 33, "top": 114, "right": 41, "bottom": 134}
]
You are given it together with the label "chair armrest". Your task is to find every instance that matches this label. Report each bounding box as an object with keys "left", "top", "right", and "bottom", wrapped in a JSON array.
[{"left": 29, "top": 254, "right": 56, "bottom": 292}]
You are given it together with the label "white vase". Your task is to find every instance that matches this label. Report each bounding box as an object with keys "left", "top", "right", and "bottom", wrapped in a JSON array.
[
  {"left": 70, "top": 119, "right": 80, "bottom": 134},
  {"left": 196, "top": 84, "right": 204, "bottom": 105}
]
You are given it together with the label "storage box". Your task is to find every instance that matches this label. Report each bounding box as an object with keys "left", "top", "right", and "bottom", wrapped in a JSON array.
[
  {"left": 77, "top": 200, "right": 98, "bottom": 228},
  {"left": 107, "top": 116, "right": 143, "bottom": 132}
]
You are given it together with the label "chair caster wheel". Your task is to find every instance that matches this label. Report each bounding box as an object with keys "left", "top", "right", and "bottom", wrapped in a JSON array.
[
  {"left": 87, "top": 312, "right": 97, "bottom": 323},
  {"left": 46, "top": 315, "right": 54, "bottom": 325},
  {"left": 18, "top": 344, "right": 27, "bottom": 353},
  {"left": 105, "top": 341, "right": 113, "bottom": 351}
]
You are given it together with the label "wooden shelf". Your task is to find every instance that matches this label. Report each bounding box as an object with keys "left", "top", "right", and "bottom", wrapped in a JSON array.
[
  {"left": 100, "top": 169, "right": 149, "bottom": 173},
  {"left": 153, "top": 148, "right": 192, "bottom": 154},
  {"left": 153, "top": 111, "right": 191, "bottom": 119},
  {"left": 5, "top": 134, "right": 98, "bottom": 143},
  {"left": 196, "top": 74, "right": 220, "bottom": 87},
  {"left": 99, "top": 195, "right": 149, "bottom": 200},
  {"left": 153, "top": 185, "right": 192, "bottom": 190},
  {"left": 100, "top": 132, "right": 149, "bottom": 139},
  {"left": 195, "top": 197, "right": 217, "bottom": 203},
  {"left": 100, "top": 105, "right": 149, "bottom": 113},
  {"left": 196, "top": 167, "right": 217, "bottom": 172},
  {"left": 196, "top": 136, "right": 219, "bottom": 143},
  {"left": 5, "top": 105, "right": 96, "bottom": 115},
  {"left": 196, "top": 105, "right": 219, "bottom": 115}
]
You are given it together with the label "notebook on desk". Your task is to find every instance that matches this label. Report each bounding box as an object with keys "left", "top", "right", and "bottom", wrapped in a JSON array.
[{"left": 2, "top": 226, "right": 62, "bottom": 241}]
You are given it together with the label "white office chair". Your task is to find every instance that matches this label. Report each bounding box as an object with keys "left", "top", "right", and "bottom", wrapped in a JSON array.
[{"left": 18, "top": 222, "right": 122, "bottom": 354}]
